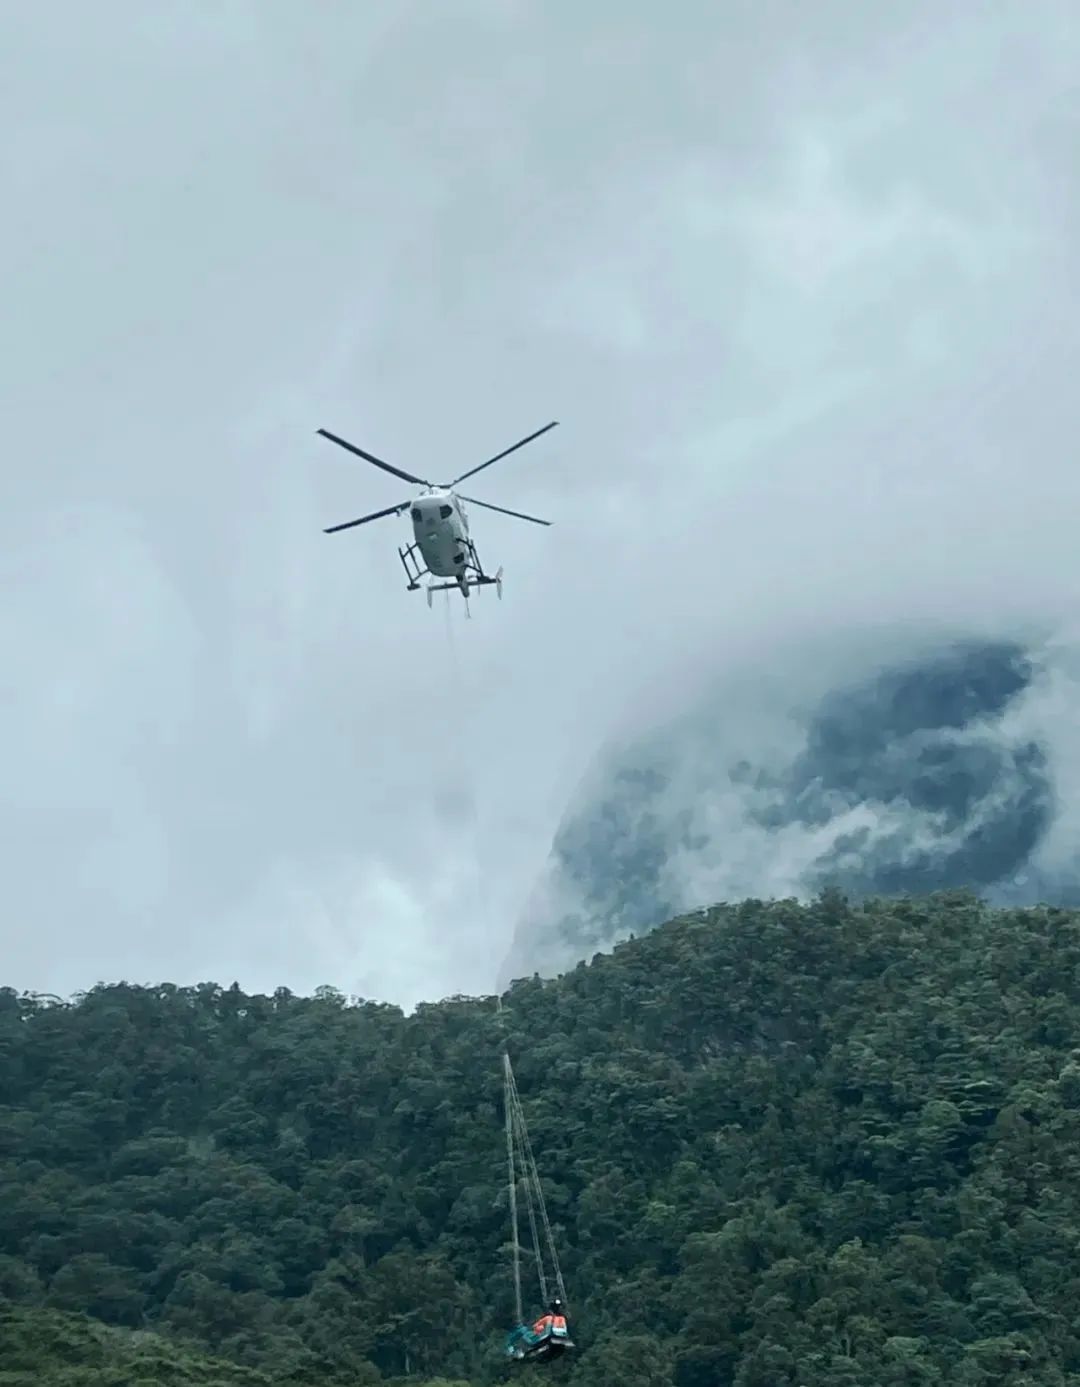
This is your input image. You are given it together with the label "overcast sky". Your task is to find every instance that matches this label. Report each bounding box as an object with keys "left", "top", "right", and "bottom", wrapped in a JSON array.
[{"left": 3, "top": 1, "right": 1080, "bottom": 1008}]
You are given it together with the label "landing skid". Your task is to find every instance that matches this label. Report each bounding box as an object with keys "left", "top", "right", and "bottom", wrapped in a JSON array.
[
  {"left": 397, "top": 539, "right": 503, "bottom": 615},
  {"left": 424, "top": 567, "right": 502, "bottom": 601},
  {"left": 399, "top": 543, "right": 427, "bottom": 591}
]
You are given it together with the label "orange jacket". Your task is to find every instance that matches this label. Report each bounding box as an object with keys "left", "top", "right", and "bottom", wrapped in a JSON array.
[{"left": 533, "top": 1314, "right": 568, "bottom": 1335}]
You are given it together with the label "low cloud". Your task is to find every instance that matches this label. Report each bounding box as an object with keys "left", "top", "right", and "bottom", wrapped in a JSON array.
[{"left": 502, "top": 629, "right": 1080, "bottom": 983}]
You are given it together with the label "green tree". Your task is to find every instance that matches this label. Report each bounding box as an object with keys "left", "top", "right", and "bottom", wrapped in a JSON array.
[{"left": 9, "top": 893, "right": 1080, "bottom": 1384}]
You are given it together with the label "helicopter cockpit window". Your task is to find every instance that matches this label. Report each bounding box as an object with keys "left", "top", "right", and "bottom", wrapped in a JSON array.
[
  {"left": 439, "top": 504, "right": 452, "bottom": 519},
  {"left": 411, "top": 507, "right": 422, "bottom": 522}
]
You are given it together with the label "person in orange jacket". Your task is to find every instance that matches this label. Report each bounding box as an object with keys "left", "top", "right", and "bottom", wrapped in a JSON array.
[
  {"left": 531, "top": 1298, "right": 572, "bottom": 1357},
  {"left": 506, "top": 1298, "right": 573, "bottom": 1362}
]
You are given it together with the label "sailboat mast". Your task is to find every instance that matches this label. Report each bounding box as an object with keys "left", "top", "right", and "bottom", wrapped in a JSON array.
[{"left": 504, "top": 1050, "right": 523, "bottom": 1325}]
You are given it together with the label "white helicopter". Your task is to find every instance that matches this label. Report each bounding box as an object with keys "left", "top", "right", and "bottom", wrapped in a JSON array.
[{"left": 316, "top": 420, "right": 556, "bottom": 611}]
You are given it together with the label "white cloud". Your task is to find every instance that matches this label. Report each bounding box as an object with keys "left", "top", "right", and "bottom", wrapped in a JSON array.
[{"left": 3, "top": 1, "right": 1080, "bottom": 1004}]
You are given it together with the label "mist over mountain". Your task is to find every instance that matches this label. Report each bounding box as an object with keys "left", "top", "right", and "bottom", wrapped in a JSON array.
[{"left": 502, "top": 630, "right": 1080, "bottom": 983}]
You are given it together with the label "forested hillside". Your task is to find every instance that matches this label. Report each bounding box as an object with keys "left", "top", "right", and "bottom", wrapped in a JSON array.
[{"left": 5, "top": 892, "right": 1080, "bottom": 1384}]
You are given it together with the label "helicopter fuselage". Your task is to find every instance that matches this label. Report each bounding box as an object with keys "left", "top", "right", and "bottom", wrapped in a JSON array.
[
  {"left": 410, "top": 488, "right": 470, "bottom": 579},
  {"left": 315, "top": 417, "right": 555, "bottom": 604}
]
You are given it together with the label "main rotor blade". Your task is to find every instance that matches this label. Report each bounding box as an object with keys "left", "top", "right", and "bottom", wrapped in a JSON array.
[
  {"left": 323, "top": 502, "right": 407, "bottom": 534},
  {"left": 447, "top": 420, "right": 558, "bottom": 487},
  {"left": 317, "top": 428, "right": 428, "bottom": 486},
  {"left": 460, "top": 495, "right": 551, "bottom": 526}
]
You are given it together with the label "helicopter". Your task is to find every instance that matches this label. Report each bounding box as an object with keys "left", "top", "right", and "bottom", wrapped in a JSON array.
[{"left": 316, "top": 420, "right": 556, "bottom": 611}]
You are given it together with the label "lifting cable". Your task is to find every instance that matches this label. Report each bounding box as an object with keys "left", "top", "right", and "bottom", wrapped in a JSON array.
[
  {"left": 441, "top": 591, "right": 490, "bottom": 957},
  {"left": 440, "top": 591, "right": 568, "bottom": 1325}
]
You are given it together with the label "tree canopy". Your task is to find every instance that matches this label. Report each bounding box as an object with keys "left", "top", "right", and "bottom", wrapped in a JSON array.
[{"left": 5, "top": 891, "right": 1080, "bottom": 1384}]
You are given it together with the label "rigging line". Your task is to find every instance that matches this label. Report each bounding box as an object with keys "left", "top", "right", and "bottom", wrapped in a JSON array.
[
  {"left": 509, "top": 1068, "right": 548, "bottom": 1304},
  {"left": 507, "top": 1060, "right": 568, "bottom": 1307},
  {"left": 504, "top": 1052, "right": 523, "bottom": 1324},
  {"left": 508, "top": 1077, "right": 550, "bottom": 1289}
]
